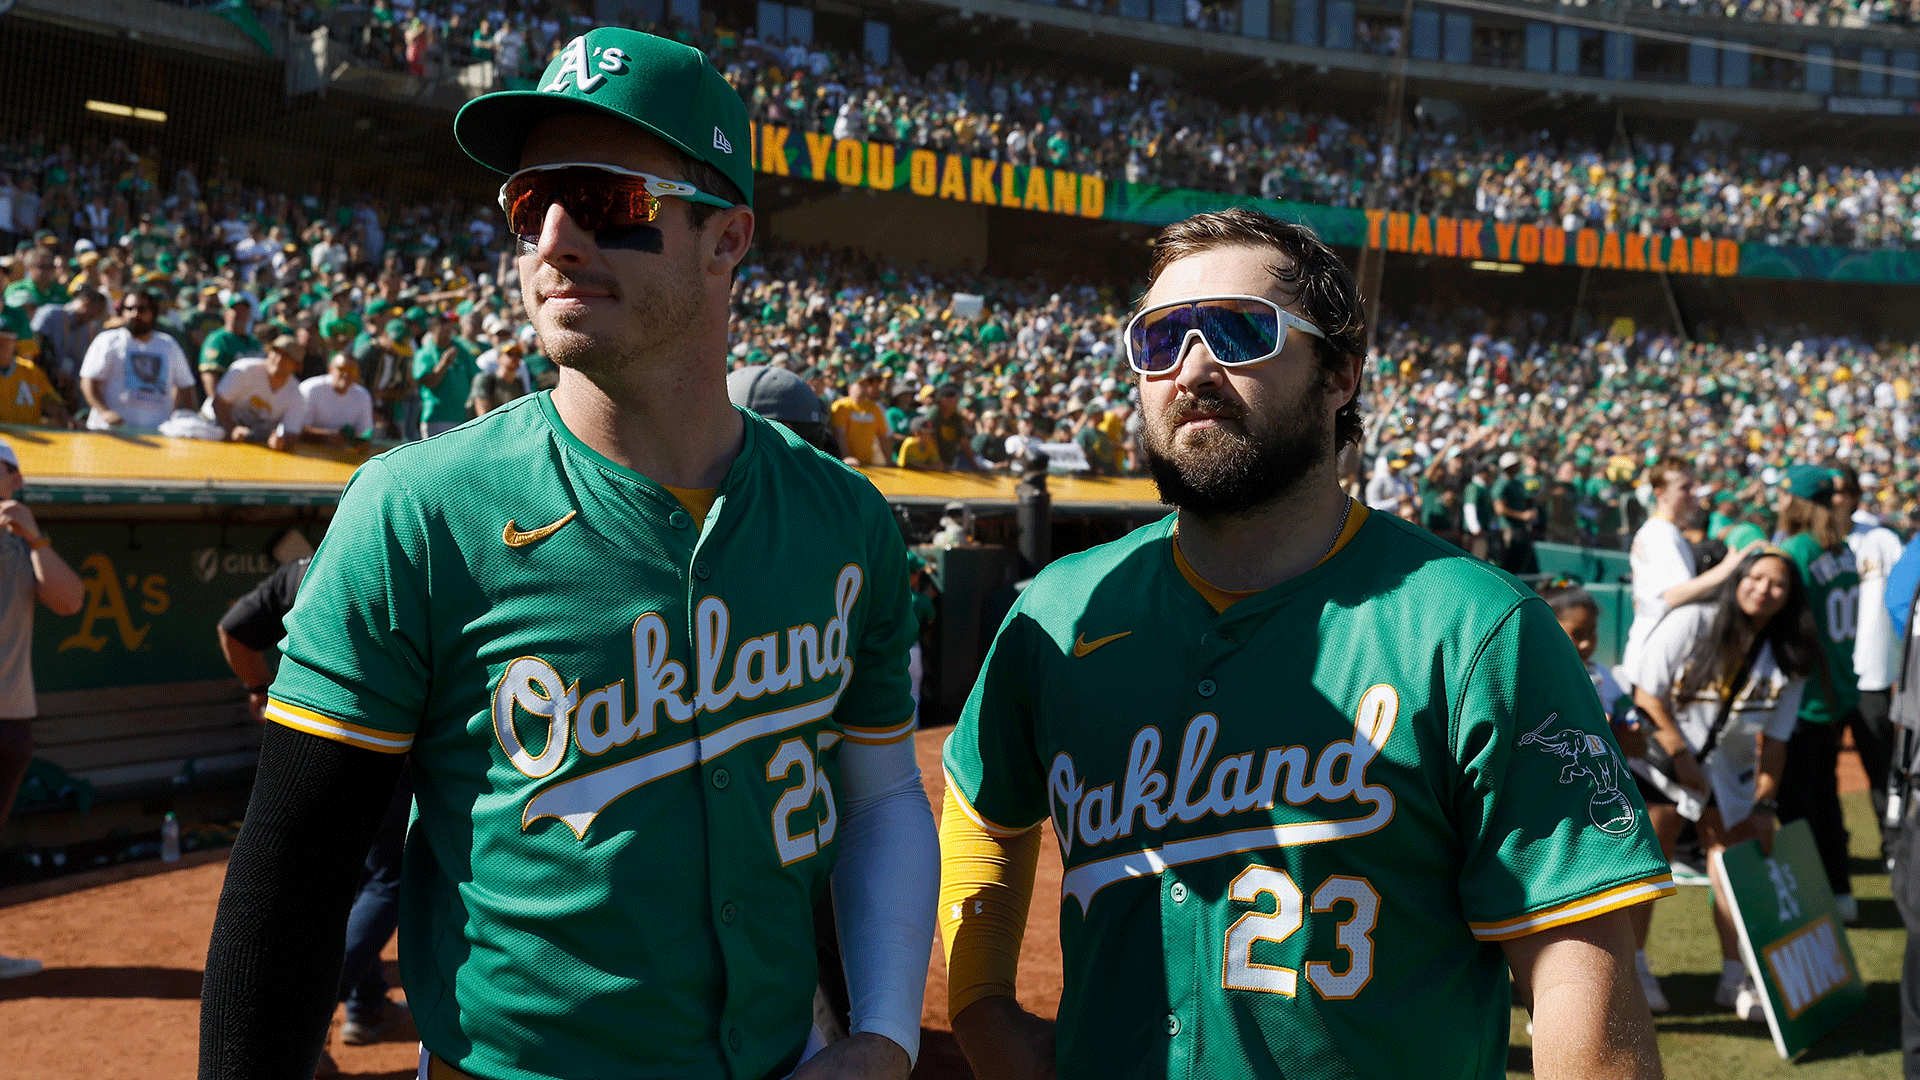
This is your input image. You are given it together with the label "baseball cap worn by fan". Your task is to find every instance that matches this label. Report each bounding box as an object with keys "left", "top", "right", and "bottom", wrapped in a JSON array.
[
  {"left": 726, "top": 365, "right": 824, "bottom": 425},
  {"left": 452, "top": 27, "right": 754, "bottom": 208},
  {"left": 1783, "top": 464, "right": 1836, "bottom": 501}
]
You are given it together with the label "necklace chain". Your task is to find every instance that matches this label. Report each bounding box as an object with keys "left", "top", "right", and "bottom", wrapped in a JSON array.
[{"left": 1321, "top": 496, "right": 1354, "bottom": 564}]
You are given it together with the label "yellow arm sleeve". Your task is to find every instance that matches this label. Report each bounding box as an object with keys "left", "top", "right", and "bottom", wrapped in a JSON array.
[{"left": 938, "top": 785, "right": 1043, "bottom": 1021}]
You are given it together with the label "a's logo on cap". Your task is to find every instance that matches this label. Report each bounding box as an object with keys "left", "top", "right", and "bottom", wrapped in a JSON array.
[
  {"left": 713, "top": 126, "right": 733, "bottom": 154},
  {"left": 542, "top": 36, "right": 630, "bottom": 96}
]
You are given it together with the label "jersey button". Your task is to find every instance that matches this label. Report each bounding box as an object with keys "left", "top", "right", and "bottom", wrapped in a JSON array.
[
  {"left": 711, "top": 768, "right": 731, "bottom": 789},
  {"left": 695, "top": 561, "right": 712, "bottom": 580},
  {"left": 1197, "top": 679, "right": 1217, "bottom": 698},
  {"left": 1165, "top": 1014, "right": 1181, "bottom": 1037},
  {"left": 720, "top": 901, "right": 737, "bottom": 923},
  {"left": 668, "top": 510, "right": 692, "bottom": 530},
  {"left": 1169, "top": 881, "right": 1188, "bottom": 903},
  {"left": 728, "top": 1028, "right": 744, "bottom": 1052}
]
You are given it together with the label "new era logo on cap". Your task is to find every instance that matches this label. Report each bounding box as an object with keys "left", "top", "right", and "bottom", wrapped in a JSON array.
[{"left": 713, "top": 127, "right": 732, "bottom": 154}]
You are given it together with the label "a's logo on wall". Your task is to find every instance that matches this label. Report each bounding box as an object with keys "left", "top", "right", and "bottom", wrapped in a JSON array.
[
  {"left": 57, "top": 554, "right": 168, "bottom": 654},
  {"left": 1519, "top": 712, "right": 1638, "bottom": 836}
]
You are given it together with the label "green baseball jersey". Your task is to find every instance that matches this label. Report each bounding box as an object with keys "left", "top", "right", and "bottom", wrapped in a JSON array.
[
  {"left": 1780, "top": 532, "right": 1860, "bottom": 723},
  {"left": 1463, "top": 480, "right": 1496, "bottom": 531},
  {"left": 944, "top": 509, "right": 1673, "bottom": 1080},
  {"left": 267, "top": 393, "right": 918, "bottom": 1080},
  {"left": 412, "top": 337, "right": 479, "bottom": 423},
  {"left": 199, "top": 327, "right": 262, "bottom": 375}
]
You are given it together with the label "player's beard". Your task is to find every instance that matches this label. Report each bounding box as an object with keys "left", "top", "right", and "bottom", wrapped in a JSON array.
[
  {"left": 1141, "top": 384, "right": 1332, "bottom": 520},
  {"left": 525, "top": 256, "right": 701, "bottom": 381}
]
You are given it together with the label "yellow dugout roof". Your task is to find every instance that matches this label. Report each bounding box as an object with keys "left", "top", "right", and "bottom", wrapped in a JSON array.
[{"left": 0, "top": 424, "right": 1165, "bottom": 511}]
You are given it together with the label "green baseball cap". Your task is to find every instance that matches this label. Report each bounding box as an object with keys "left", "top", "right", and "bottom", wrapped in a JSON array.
[
  {"left": 452, "top": 27, "right": 753, "bottom": 207},
  {"left": 1783, "top": 464, "right": 1835, "bottom": 501}
]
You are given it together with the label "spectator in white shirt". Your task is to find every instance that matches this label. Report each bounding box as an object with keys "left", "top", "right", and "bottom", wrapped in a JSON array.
[
  {"left": 233, "top": 225, "right": 274, "bottom": 272},
  {"left": 310, "top": 227, "right": 349, "bottom": 275},
  {"left": 78, "top": 290, "right": 194, "bottom": 431},
  {"left": 10, "top": 178, "right": 38, "bottom": 242},
  {"left": 1834, "top": 464, "right": 1902, "bottom": 862},
  {"left": 1364, "top": 452, "right": 1414, "bottom": 511},
  {"left": 1622, "top": 457, "right": 1764, "bottom": 679},
  {"left": 298, "top": 354, "right": 375, "bottom": 446},
  {"left": 201, "top": 336, "right": 306, "bottom": 451}
]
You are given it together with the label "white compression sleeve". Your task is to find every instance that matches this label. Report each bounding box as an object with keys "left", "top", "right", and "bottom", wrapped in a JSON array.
[{"left": 830, "top": 732, "right": 939, "bottom": 1064}]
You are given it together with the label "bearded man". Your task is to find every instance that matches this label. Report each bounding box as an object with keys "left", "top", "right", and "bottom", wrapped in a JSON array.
[{"left": 934, "top": 208, "right": 1673, "bottom": 1080}]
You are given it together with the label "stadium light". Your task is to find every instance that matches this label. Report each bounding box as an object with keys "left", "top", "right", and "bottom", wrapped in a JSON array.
[{"left": 85, "top": 100, "right": 166, "bottom": 123}]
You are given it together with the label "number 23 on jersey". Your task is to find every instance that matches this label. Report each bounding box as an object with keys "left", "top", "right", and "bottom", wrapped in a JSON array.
[{"left": 1223, "top": 865, "right": 1380, "bottom": 999}]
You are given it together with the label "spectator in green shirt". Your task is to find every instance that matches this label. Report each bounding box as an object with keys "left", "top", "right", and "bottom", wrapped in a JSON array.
[
  {"left": 1462, "top": 459, "right": 1500, "bottom": 563},
  {"left": 1494, "top": 451, "right": 1538, "bottom": 574},
  {"left": 1074, "top": 405, "right": 1123, "bottom": 477},
  {"left": 414, "top": 310, "right": 479, "bottom": 437},
  {"left": 885, "top": 383, "right": 916, "bottom": 437},
  {"left": 198, "top": 295, "right": 262, "bottom": 403}
]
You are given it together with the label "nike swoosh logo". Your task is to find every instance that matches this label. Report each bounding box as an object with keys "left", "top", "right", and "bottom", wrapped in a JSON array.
[
  {"left": 503, "top": 510, "right": 578, "bottom": 548},
  {"left": 1073, "top": 631, "right": 1131, "bottom": 658}
]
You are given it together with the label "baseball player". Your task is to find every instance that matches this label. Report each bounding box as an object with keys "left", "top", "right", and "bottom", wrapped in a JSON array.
[
  {"left": 938, "top": 208, "right": 1672, "bottom": 1079},
  {"left": 200, "top": 28, "right": 938, "bottom": 1080}
]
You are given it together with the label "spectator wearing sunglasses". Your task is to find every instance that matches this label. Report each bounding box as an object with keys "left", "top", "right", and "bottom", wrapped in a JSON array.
[{"left": 77, "top": 288, "right": 194, "bottom": 432}]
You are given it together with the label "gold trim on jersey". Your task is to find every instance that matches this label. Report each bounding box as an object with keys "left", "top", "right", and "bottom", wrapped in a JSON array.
[
  {"left": 944, "top": 770, "right": 1040, "bottom": 838},
  {"left": 841, "top": 719, "right": 916, "bottom": 746},
  {"left": 1467, "top": 873, "right": 1677, "bottom": 941},
  {"left": 264, "top": 699, "right": 414, "bottom": 754}
]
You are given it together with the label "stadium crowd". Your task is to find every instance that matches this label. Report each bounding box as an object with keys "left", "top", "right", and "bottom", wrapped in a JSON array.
[
  {"left": 4, "top": 127, "right": 1920, "bottom": 563},
  {"left": 254, "top": 0, "right": 1920, "bottom": 72},
  {"left": 248, "top": 1, "right": 1920, "bottom": 251},
  {"left": 1630, "top": 0, "right": 1920, "bottom": 28}
]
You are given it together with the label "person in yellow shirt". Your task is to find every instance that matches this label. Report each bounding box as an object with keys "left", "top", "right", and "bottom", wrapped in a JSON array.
[
  {"left": 831, "top": 365, "right": 892, "bottom": 466},
  {"left": 896, "top": 414, "right": 943, "bottom": 470},
  {"left": 0, "top": 328, "right": 65, "bottom": 427}
]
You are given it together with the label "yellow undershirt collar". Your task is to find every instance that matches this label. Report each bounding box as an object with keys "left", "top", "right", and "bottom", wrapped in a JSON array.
[
  {"left": 1173, "top": 502, "right": 1371, "bottom": 614},
  {"left": 661, "top": 484, "right": 718, "bottom": 523}
]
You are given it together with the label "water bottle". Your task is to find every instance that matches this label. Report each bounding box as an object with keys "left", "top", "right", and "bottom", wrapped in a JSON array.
[{"left": 161, "top": 812, "right": 181, "bottom": 863}]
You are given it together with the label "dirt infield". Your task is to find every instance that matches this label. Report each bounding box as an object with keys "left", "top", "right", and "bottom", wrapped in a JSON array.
[
  {"left": 0, "top": 728, "right": 1054, "bottom": 1079},
  {"left": 0, "top": 726, "right": 1875, "bottom": 1078}
]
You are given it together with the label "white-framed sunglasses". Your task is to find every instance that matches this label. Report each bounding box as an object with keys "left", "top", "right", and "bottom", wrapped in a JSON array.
[
  {"left": 496, "top": 162, "right": 735, "bottom": 242},
  {"left": 1125, "top": 294, "right": 1326, "bottom": 375}
]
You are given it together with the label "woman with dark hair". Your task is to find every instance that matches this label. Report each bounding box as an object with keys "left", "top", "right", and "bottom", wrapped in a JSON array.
[{"left": 1628, "top": 546, "right": 1824, "bottom": 1022}]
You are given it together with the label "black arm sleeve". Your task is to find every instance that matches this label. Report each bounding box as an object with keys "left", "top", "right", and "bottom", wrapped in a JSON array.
[
  {"left": 217, "top": 559, "right": 308, "bottom": 653},
  {"left": 199, "top": 722, "right": 408, "bottom": 1079}
]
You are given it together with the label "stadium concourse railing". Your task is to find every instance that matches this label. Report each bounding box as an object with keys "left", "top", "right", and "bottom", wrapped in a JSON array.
[{"left": 0, "top": 424, "right": 1165, "bottom": 854}]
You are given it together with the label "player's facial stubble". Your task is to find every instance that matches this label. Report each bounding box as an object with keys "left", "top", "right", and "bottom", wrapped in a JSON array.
[
  {"left": 518, "top": 219, "right": 703, "bottom": 381},
  {"left": 1140, "top": 370, "right": 1334, "bottom": 520}
]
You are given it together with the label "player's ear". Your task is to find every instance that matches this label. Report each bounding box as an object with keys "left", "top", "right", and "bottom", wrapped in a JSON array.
[{"left": 706, "top": 207, "right": 754, "bottom": 282}]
